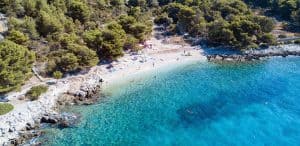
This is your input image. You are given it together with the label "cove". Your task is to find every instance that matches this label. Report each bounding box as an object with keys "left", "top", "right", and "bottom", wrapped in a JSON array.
[{"left": 37, "top": 57, "right": 300, "bottom": 146}]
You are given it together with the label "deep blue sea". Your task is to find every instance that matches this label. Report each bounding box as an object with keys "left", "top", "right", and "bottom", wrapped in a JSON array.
[{"left": 38, "top": 57, "right": 300, "bottom": 146}]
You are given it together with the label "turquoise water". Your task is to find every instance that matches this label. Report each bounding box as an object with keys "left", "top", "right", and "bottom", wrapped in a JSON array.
[{"left": 39, "top": 57, "right": 300, "bottom": 146}]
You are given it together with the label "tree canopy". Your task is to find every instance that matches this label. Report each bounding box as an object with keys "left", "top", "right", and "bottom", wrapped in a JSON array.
[
  {"left": 244, "top": 0, "right": 300, "bottom": 29},
  {"left": 155, "top": 0, "right": 276, "bottom": 49},
  {"left": 0, "top": 40, "right": 35, "bottom": 93},
  {"left": 0, "top": 0, "right": 291, "bottom": 93}
]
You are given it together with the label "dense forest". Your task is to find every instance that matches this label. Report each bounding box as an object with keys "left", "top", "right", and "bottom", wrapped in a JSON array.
[
  {"left": 0, "top": 0, "right": 296, "bottom": 93},
  {"left": 244, "top": 0, "right": 300, "bottom": 30},
  {"left": 154, "top": 0, "right": 276, "bottom": 48}
]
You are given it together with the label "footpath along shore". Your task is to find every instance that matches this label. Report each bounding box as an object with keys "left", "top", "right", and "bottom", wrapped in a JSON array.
[{"left": 0, "top": 30, "right": 206, "bottom": 145}]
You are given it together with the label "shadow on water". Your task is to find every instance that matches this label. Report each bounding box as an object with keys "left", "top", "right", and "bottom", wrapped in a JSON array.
[{"left": 176, "top": 76, "right": 289, "bottom": 127}]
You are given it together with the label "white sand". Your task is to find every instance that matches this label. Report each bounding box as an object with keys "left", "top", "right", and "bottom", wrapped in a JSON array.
[{"left": 0, "top": 30, "right": 206, "bottom": 145}]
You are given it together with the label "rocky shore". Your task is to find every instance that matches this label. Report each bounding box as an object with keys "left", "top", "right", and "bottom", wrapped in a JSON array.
[
  {"left": 0, "top": 26, "right": 206, "bottom": 145},
  {"left": 0, "top": 70, "right": 103, "bottom": 146},
  {"left": 207, "top": 45, "right": 300, "bottom": 62}
]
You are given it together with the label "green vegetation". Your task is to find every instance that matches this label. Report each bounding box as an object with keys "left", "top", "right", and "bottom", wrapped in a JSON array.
[
  {"left": 0, "top": 0, "right": 152, "bottom": 72},
  {"left": 53, "top": 71, "right": 63, "bottom": 79},
  {"left": 0, "top": 0, "right": 153, "bottom": 93},
  {"left": 244, "top": 0, "right": 300, "bottom": 30},
  {"left": 0, "top": 40, "right": 35, "bottom": 94},
  {"left": 25, "top": 85, "right": 48, "bottom": 101},
  {"left": 0, "top": 0, "right": 294, "bottom": 94},
  {"left": 154, "top": 0, "right": 276, "bottom": 49},
  {"left": 294, "top": 39, "right": 300, "bottom": 44},
  {"left": 0, "top": 103, "right": 14, "bottom": 115}
]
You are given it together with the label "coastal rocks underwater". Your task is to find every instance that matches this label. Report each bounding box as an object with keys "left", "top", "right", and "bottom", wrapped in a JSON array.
[{"left": 35, "top": 56, "right": 300, "bottom": 146}]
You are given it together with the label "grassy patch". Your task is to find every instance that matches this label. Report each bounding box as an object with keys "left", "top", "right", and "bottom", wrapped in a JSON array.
[
  {"left": 0, "top": 103, "right": 14, "bottom": 115},
  {"left": 26, "top": 85, "right": 48, "bottom": 101}
]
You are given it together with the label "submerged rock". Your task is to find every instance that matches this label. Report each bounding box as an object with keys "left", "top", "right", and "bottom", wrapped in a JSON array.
[
  {"left": 40, "top": 112, "right": 79, "bottom": 128},
  {"left": 41, "top": 116, "right": 58, "bottom": 124},
  {"left": 58, "top": 112, "right": 79, "bottom": 128}
]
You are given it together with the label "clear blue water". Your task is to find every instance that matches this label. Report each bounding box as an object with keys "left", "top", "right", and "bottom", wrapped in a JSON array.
[{"left": 38, "top": 57, "right": 300, "bottom": 146}]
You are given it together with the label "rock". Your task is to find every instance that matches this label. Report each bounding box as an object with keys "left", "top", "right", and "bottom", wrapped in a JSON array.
[
  {"left": 41, "top": 116, "right": 58, "bottom": 124},
  {"left": 40, "top": 112, "right": 79, "bottom": 129},
  {"left": 215, "top": 55, "right": 223, "bottom": 60},
  {"left": 207, "top": 49, "right": 300, "bottom": 62},
  {"left": 9, "top": 138, "right": 19, "bottom": 145},
  {"left": 8, "top": 128, "right": 13, "bottom": 132},
  {"left": 18, "top": 95, "right": 25, "bottom": 100}
]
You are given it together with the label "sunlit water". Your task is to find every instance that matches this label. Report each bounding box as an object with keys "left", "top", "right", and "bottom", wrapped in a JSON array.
[{"left": 38, "top": 57, "right": 300, "bottom": 146}]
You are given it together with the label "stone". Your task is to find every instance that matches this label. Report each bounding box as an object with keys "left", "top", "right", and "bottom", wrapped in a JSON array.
[
  {"left": 8, "top": 128, "right": 13, "bottom": 132},
  {"left": 41, "top": 116, "right": 58, "bottom": 124}
]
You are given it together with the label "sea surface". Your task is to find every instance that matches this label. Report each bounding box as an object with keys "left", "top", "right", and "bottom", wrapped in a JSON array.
[{"left": 37, "top": 57, "right": 300, "bottom": 146}]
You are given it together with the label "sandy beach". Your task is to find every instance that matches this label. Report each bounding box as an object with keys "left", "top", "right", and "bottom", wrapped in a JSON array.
[{"left": 0, "top": 29, "right": 206, "bottom": 145}]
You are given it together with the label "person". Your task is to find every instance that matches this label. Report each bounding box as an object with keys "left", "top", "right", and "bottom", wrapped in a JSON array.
[{"left": 152, "top": 62, "right": 155, "bottom": 67}]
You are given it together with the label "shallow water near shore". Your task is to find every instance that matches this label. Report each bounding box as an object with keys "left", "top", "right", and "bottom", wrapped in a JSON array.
[{"left": 37, "top": 57, "right": 300, "bottom": 146}]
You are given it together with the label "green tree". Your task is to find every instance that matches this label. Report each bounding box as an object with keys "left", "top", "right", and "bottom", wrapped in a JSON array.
[
  {"left": 66, "top": 43, "right": 99, "bottom": 67},
  {"left": 177, "top": 6, "right": 196, "bottom": 32},
  {"left": 128, "top": 0, "right": 146, "bottom": 7},
  {"left": 258, "top": 33, "right": 276, "bottom": 45},
  {"left": 67, "top": 0, "right": 90, "bottom": 23},
  {"left": 22, "top": 0, "right": 38, "bottom": 17},
  {"left": 83, "top": 29, "right": 102, "bottom": 49},
  {"left": 164, "top": 3, "right": 185, "bottom": 23},
  {"left": 118, "top": 15, "right": 137, "bottom": 33},
  {"left": 57, "top": 53, "right": 79, "bottom": 72},
  {"left": 0, "top": 40, "right": 35, "bottom": 93},
  {"left": 36, "top": 10, "right": 63, "bottom": 36},
  {"left": 130, "top": 23, "right": 150, "bottom": 41},
  {"left": 154, "top": 13, "right": 173, "bottom": 26},
  {"left": 23, "top": 16, "right": 39, "bottom": 39},
  {"left": 208, "top": 20, "right": 236, "bottom": 45},
  {"left": 292, "top": 9, "right": 300, "bottom": 28},
  {"left": 254, "top": 16, "right": 275, "bottom": 33},
  {"left": 110, "top": 0, "right": 124, "bottom": 6},
  {"left": 98, "top": 30, "right": 125, "bottom": 60},
  {"left": 278, "top": 0, "right": 298, "bottom": 20},
  {"left": 124, "top": 35, "right": 140, "bottom": 51},
  {"left": 7, "top": 29, "right": 29, "bottom": 45}
]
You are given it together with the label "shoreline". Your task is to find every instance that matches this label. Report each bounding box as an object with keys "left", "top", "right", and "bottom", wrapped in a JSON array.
[
  {"left": 101, "top": 50, "right": 206, "bottom": 90},
  {"left": 2, "top": 31, "right": 298, "bottom": 145},
  {"left": 0, "top": 33, "right": 206, "bottom": 145}
]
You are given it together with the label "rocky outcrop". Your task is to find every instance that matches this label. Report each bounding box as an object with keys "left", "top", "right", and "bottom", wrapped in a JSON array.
[
  {"left": 0, "top": 13, "right": 8, "bottom": 40},
  {"left": 9, "top": 130, "right": 44, "bottom": 146},
  {"left": 0, "top": 68, "right": 105, "bottom": 145},
  {"left": 6, "top": 112, "right": 79, "bottom": 145},
  {"left": 66, "top": 73, "right": 103, "bottom": 105},
  {"left": 7, "top": 122, "right": 41, "bottom": 146},
  {"left": 207, "top": 50, "right": 300, "bottom": 62},
  {"left": 40, "top": 112, "right": 79, "bottom": 128}
]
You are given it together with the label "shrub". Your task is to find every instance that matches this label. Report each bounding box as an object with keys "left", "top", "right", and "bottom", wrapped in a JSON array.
[
  {"left": 53, "top": 71, "right": 63, "bottom": 79},
  {"left": 123, "top": 36, "right": 140, "bottom": 51},
  {"left": 154, "top": 13, "right": 172, "bottom": 26},
  {"left": 278, "top": 34, "right": 287, "bottom": 38},
  {"left": 26, "top": 85, "right": 48, "bottom": 101},
  {"left": 7, "top": 29, "right": 29, "bottom": 45},
  {"left": 67, "top": 0, "right": 90, "bottom": 23},
  {"left": 258, "top": 33, "right": 276, "bottom": 45},
  {"left": 294, "top": 39, "right": 300, "bottom": 44},
  {"left": 0, "top": 40, "right": 35, "bottom": 94},
  {"left": 0, "top": 103, "right": 14, "bottom": 115}
]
